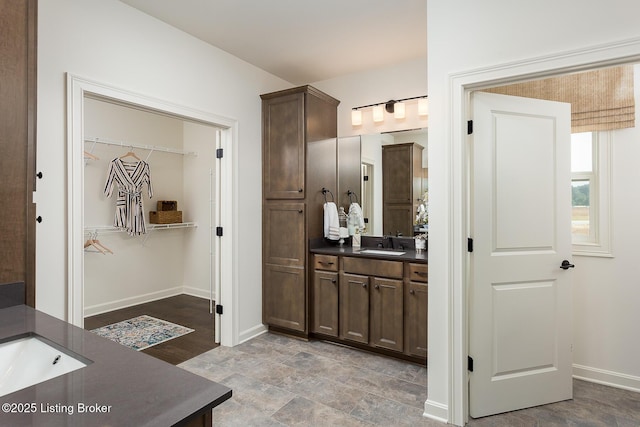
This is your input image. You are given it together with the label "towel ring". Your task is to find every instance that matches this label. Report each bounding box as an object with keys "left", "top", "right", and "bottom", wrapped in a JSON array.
[
  {"left": 321, "top": 187, "right": 335, "bottom": 203},
  {"left": 347, "top": 190, "right": 359, "bottom": 203}
]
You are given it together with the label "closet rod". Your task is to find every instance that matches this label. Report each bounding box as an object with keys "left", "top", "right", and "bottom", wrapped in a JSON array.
[
  {"left": 84, "top": 222, "right": 198, "bottom": 234},
  {"left": 84, "top": 136, "right": 198, "bottom": 157}
]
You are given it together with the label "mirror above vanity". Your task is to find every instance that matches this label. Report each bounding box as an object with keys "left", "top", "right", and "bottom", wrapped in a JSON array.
[{"left": 338, "top": 128, "right": 428, "bottom": 237}]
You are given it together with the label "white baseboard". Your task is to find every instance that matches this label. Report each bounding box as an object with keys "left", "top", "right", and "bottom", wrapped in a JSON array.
[
  {"left": 238, "top": 323, "right": 268, "bottom": 345},
  {"left": 423, "top": 399, "right": 449, "bottom": 423},
  {"left": 84, "top": 287, "right": 183, "bottom": 317},
  {"left": 573, "top": 364, "right": 640, "bottom": 393},
  {"left": 182, "top": 286, "right": 214, "bottom": 300}
]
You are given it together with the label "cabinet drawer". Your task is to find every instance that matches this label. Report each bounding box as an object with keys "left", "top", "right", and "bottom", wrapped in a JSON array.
[
  {"left": 313, "top": 255, "right": 338, "bottom": 271},
  {"left": 408, "top": 263, "right": 428, "bottom": 282},
  {"left": 343, "top": 257, "right": 403, "bottom": 279}
]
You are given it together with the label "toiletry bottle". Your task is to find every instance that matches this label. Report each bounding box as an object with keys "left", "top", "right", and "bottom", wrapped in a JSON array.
[{"left": 352, "top": 226, "right": 361, "bottom": 248}]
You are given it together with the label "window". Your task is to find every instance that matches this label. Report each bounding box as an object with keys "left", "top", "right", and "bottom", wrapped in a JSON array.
[{"left": 571, "top": 131, "right": 612, "bottom": 257}]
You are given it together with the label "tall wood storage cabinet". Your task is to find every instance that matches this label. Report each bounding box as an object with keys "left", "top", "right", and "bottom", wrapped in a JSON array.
[
  {"left": 382, "top": 143, "right": 425, "bottom": 237},
  {"left": 0, "top": 0, "right": 37, "bottom": 307},
  {"left": 261, "top": 86, "right": 339, "bottom": 334}
]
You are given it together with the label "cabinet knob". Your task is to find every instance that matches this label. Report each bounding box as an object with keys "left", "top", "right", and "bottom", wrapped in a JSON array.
[
  {"left": 298, "top": 209, "right": 303, "bottom": 213},
  {"left": 374, "top": 284, "right": 380, "bottom": 290},
  {"left": 331, "top": 279, "right": 337, "bottom": 284},
  {"left": 361, "top": 283, "right": 367, "bottom": 288},
  {"left": 409, "top": 289, "right": 415, "bottom": 295},
  {"left": 298, "top": 188, "right": 303, "bottom": 193}
]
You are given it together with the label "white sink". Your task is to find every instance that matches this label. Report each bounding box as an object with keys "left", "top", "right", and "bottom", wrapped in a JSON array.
[
  {"left": 0, "top": 335, "right": 90, "bottom": 397},
  {"left": 359, "top": 249, "right": 406, "bottom": 256}
]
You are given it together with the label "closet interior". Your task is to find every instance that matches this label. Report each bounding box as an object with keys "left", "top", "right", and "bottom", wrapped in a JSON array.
[{"left": 82, "top": 97, "right": 220, "bottom": 331}]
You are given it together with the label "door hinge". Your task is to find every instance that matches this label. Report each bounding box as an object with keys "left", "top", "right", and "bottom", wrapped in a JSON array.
[
  {"left": 216, "top": 226, "right": 223, "bottom": 237},
  {"left": 467, "top": 237, "right": 473, "bottom": 253},
  {"left": 215, "top": 304, "right": 223, "bottom": 315},
  {"left": 216, "top": 148, "right": 224, "bottom": 159},
  {"left": 468, "top": 356, "right": 474, "bottom": 372},
  {"left": 467, "top": 120, "right": 473, "bottom": 135}
]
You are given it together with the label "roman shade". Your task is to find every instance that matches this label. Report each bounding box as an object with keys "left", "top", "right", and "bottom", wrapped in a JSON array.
[{"left": 485, "top": 65, "right": 635, "bottom": 133}]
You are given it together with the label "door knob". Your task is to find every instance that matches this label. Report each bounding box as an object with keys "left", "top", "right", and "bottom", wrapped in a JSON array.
[{"left": 560, "top": 260, "right": 575, "bottom": 270}]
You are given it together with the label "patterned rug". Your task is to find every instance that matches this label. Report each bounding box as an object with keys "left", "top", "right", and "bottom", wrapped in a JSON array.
[{"left": 91, "top": 315, "right": 194, "bottom": 351}]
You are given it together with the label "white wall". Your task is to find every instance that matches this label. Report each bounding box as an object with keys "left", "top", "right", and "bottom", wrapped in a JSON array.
[
  {"left": 427, "top": 1, "right": 640, "bottom": 424},
  {"left": 37, "top": 0, "right": 290, "bottom": 344}
]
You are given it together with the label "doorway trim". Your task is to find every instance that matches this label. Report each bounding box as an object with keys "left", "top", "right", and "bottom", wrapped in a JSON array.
[
  {"left": 66, "top": 74, "right": 238, "bottom": 346},
  {"left": 444, "top": 37, "right": 640, "bottom": 426}
]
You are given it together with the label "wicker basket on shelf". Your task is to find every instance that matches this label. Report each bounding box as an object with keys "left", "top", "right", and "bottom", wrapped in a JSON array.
[{"left": 149, "top": 200, "right": 182, "bottom": 224}]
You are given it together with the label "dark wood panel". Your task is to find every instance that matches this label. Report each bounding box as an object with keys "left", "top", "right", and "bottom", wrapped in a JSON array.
[
  {"left": 383, "top": 204, "right": 414, "bottom": 237},
  {"left": 263, "top": 264, "right": 306, "bottom": 332},
  {"left": 370, "top": 277, "right": 404, "bottom": 352},
  {"left": 339, "top": 272, "right": 369, "bottom": 344},
  {"left": 313, "top": 254, "right": 338, "bottom": 271},
  {"left": 342, "top": 256, "right": 403, "bottom": 279},
  {"left": 263, "top": 202, "right": 305, "bottom": 267},
  {"left": 405, "top": 282, "right": 428, "bottom": 358},
  {"left": 311, "top": 270, "right": 338, "bottom": 337},
  {"left": 262, "top": 92, "right": 305, "bottom": 199},
  {"left": 84, "top": 294, "right": 217, "bottom": 365},
  {"left": 0, "top": 0, "right": 37, "bottom": 307}
]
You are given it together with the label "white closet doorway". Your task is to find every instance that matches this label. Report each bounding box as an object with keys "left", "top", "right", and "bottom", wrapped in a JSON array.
[{"left": 67, "top": 75, "right": 236, "bottom": 345}]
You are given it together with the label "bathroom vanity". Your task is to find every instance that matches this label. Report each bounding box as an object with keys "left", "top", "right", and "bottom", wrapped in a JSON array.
[
  {"left": 310, "top": 238, "right": 427, "bottom": 364},
  {"left": 0, "top": 305, "right": 231, "bottom": 427}
]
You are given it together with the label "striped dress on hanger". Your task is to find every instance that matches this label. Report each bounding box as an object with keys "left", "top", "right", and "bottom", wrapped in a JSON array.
[{"left": 104, "top": 158, "right": 153, "bottom": 236}]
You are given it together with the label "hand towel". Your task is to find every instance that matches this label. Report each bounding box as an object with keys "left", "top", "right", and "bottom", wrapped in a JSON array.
[
  {"left": 324, "top": 202, "right": 340, "bottom": 240},
  {"left": 349, "top": 202, "right": 365, "bottom": 230}
]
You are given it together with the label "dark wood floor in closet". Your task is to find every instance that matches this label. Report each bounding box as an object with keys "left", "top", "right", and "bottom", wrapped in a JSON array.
[{"left": 84, "top": 294, "right": 217, "bottom": 365}]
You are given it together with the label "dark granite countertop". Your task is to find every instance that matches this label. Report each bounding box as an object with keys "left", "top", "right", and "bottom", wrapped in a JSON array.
[
  {"left": 0, "top": 305, "right": 231, "bottom": 427},
  {"left": 310, "top": 244, "right": 427, "bottom": 263}
]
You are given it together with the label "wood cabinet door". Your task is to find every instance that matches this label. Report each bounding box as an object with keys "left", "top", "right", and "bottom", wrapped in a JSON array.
[
  {"left": 263, "top": 264, "right": 305, "bottom": 332},
  {"left": 263, "top": 203, "right": 305, "bottom": 267},
  {"left": 383, "top": 204, "right": 413, "bottom": 237},
  {"left": 262, "top": 92, "right": 305, "bottom": 199},
  {"left": 405, "top": 281, "right": 428, "bottom": 358},
  {"left": 312, "top": 270, "right": 339, "bottom": 337},
  {"left": 382, "top": 144, "right": 412, "bottom": 204},
  {"left": 339, "top": 272, "right": 369, "bottom": 344},
  {"left": 370, "top": 277, "right": 404, "bottom": 352}
]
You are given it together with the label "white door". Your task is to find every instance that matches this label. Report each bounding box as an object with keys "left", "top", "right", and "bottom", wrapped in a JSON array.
[{"left": 469, "top": 92, "right": 573, "bottom": 418}]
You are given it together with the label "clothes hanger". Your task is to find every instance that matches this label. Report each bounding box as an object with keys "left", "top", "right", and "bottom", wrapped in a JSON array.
[
  {"left": 84, "top": 236, "right": 105, "bottom": 254},
  {"left": 83, "top": 232, "right": 113, "bottom": 254},
  {"left": 119, "top": 146, "right": 141, "bottom": 161},
  {"left": 92, "top": 237, "right": 113, "bottom": 254},
  {"left": 83, "top": 150, "right": 99, "bottom": 160}
]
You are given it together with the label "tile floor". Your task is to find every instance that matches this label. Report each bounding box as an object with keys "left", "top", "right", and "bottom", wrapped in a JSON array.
[{"left": 179, "top": 332, "right": 640, "bottom": 426}]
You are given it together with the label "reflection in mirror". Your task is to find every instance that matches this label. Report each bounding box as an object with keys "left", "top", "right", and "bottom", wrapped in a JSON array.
[{"left": 340, "top": 129, "right": 427, "bottom": 236}]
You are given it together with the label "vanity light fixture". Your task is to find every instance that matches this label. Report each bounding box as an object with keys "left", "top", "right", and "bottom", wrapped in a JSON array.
[
  {"left": 351, "top": 95, "right": 427, "bottom": 126},
  {"left": 351, "top": 109, "right": 362, "bottom": 126},
  {"left": 372, "top": 105, "right": 384, "bottom": 122},
  {"left": 394, "top": 101, "right": 406, "bottom": 119},
  {"left": 418, "top": 97, "right": 429, "bottom": 116}
]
